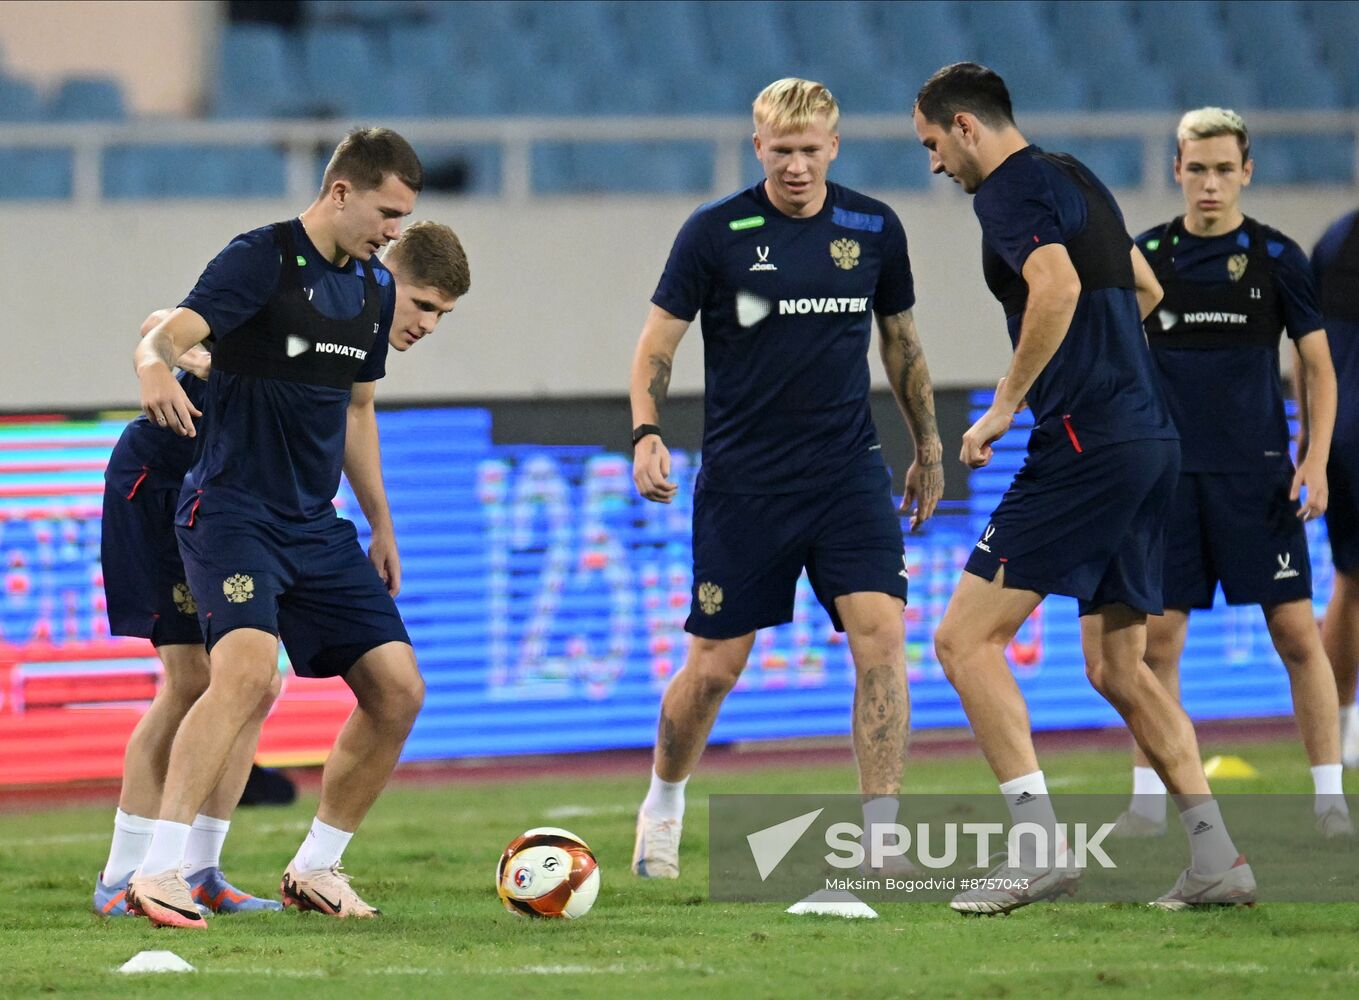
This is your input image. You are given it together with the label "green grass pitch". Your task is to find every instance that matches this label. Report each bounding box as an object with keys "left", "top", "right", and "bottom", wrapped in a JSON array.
[{"left": 1, "top": 738, "right": 1356, "bottom": 998}]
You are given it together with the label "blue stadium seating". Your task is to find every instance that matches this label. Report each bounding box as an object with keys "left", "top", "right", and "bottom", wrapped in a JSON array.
[
  {"left": 102, "top": 145, "right": 287, "bottom": 198},
  {"left": 3, "top": 1, "right": 1358, "bottom": 197},
  {"left": 0, "top": 149, "right": 72, "bottom": 199},
  {"left": 0, "top": 76, "right": 44, "bottom": 121},
  {"left": 48, "top": 77, "right": 126, "bottom": 121}
]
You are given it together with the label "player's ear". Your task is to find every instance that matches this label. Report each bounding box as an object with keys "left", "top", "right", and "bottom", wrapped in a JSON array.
[
  {"left": 330, "top": 178, "right": 351, "bottom": 209},
  {"left": 1241, "top": 156, "right": 1253, "bottom": 187},
  {"left": 828, "top": 133, "right": 840, "bottom": 161}
]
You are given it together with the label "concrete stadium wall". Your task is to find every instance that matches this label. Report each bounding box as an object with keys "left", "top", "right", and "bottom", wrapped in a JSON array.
[{"left": 2, "top": 188, "right": 1351, "bottom": 411}]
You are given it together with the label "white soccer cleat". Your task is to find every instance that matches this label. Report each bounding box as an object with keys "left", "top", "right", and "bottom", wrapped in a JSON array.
[
  {"left": 1149, "top": 855, "right": 1257, "bottom": 910},
  {"left": 950, "top": 862, "right": 1081, "bottom": 916},
  {"left": 1108, "top": 808, "right": 1168, "bottom": 839},
  {"left": 632, "top": 811, "right": 681, "bottom": 879},
  {"left": 1317, "top": 807, "right": 1355, "bottom": 839}
]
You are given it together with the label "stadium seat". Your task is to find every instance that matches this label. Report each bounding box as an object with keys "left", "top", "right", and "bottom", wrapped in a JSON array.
[
  {"left": 784, "top": 1, "right": 878, "bottom": 69},
  {"left": 700, "top": 1, "right": 798, "bottom": 84},
  {"left": 616, "top": 2, "right": 708, "bottom": 72},
  {"left": 533, "top": 141, "right": 712, "bottom": 195},
  {"left": 872, "top": 0, "right": 975, "bottom": 75},
  {"left": 0, "top": 76, "right": 44, "bottom": 121},
  {"left": 103, "top": 145, "right": 288, "bottom": 198},
  {"left": 418, "top": 144, "right": 502, "bottom": 195},
  {"left": 48, "top": 77, "right": 126, "bottom": 122},
  {"left": 214, "top": 24, "right": 305, "bottom": 118},
  {"left": 300, "top": 25, "right": 384, "bottom": 117},
  {"left": 0, "top": 149, "right": 72, "bottom": 199},
  {"left": 832, "top": 140, "right": 930, "bottom": 191},
  {"left": 1250, "top": 134, "right": 1354, "bottom": 185}
]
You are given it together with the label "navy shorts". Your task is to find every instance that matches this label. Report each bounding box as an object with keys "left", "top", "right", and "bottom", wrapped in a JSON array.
[
  {"left": 1161, "top": 469, "right": 1312, "bottom": 609},
  {"left": 965, "top": 436, "right": 1179, "bottom": 616},
  {"left": 1327, "top": 451, "right": 1359, "bottom": 576},
  {"left": 686, "top": 466, "right": 908, "bottom": 639},
  {"left": 101, "top": 480, "right": 205, "bottom": 647},
  {"left": 176, "top": 512, "right": 410, "bottom": 678}
]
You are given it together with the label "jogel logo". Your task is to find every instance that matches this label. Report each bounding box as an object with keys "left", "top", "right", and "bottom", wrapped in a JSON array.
[
  {"left": 1227, "top": 253, "right": 1248, "bottom": 282},
  {"left": 829, "top": 238, "right": 860, "bottom": 270},
  {"left": 1273, "top": 553, "right": 1300, "bottom": 580},
  {"left": 697, "top": 581, "right": 724, "bottom": 615},
  {"left": 223, "top": 573, "right": 256, "bottom": 603},
  {"left": 171, "top": 582, "right": 198, "bottom": 616}
]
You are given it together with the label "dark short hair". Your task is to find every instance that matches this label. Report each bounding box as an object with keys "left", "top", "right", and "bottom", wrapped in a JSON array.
[
  {"left": 385, "top": 221, "right": 471, "bottom": 300},
  {"left": 320, "top": 127, "right": 423, "bottom": 194},
  {"left": 915, "top": 62, "right": 1015, "bottom": 130}
]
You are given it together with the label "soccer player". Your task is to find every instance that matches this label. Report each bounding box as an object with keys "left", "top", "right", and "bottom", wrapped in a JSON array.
[
  {"left": 1109, "top": 109, "right": 1349, "bottom": 839},
  {"left": 1313, "top": 206, "right": 1359, "bottom": 770},
  {"left": 629, "top": 78, "right": 943, "bottom": 879},
  {"left": 94, "top": 221, "right": 471, "bottom": 919},
  {"left": 95, "top": 310, "right": 281, "bottom": 918},
  {"left": 124, "top": 128, "right": 443, "bottom": 929},
  {"left": 912, "top": 63, "right": 1253, "bottom": 913}
]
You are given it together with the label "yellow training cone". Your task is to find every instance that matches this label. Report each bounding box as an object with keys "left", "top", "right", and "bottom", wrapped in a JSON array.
[{"left": 1203, "top": 755, "right": 1259, "bottom": 779}]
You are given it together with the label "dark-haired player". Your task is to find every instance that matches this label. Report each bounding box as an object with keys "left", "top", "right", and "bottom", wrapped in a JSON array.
[
  {"left": 913, "top": 63, "right": 1253, "bottom": 913},
  {"left": 1110, "top": 107, "right": 1348, "bottom": 840},
  {"left": 95, "top": 221, "right": 470, "bottom": 920},
  {"left": 126, "top": 128, "right": 433, "bottom": 928},
  {"left": 629, "top": 78, "right": 942, "bottom": 880},
  {"left": 1313, "top": 206, "right": 1359, "bottom": 771}
]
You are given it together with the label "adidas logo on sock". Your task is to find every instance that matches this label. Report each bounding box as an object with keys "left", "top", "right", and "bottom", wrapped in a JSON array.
[
  {"left": 1013, "top": 791, "right": 1037, "bottom": 806},
  {"left": 1191, "top": 820, "right": 1214, "bottom": 834}
]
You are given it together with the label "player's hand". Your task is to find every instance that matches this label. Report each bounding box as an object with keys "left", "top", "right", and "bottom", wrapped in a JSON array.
[
  {"left": 961, "top": 405, "right": 1013, "bottom": 469},
  {"left": 1292, "top": 458, "right": 1328, "bottom": 521},
  {"left": 177, "top": 345, "right": 213, "bottom": 381},
  {"left": 368, "top": 528, "right": 402, "bottom": 596},
  {"left": 901, "top": 452, "right": 944, "bottom": 531},
  {"left": 633, "top": 434, "right": 677, "bottom": 504},
  {"left": 139, "top": 363, "right": 201, "bottom": 436}
]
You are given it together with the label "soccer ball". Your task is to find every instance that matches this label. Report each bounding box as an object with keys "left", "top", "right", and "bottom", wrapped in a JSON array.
[{"left": 495, "top": 826, "right": 600, "bottom": 919}]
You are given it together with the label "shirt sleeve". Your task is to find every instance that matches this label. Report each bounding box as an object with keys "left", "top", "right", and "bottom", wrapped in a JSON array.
[
  {"left": 873, "top": 208, "right": 916, "bottom": 316},
  {"left": 1270, "top": 237, "right": 1325, "bottom": 341},
  {"left": 355, "top": 271, "right": 395, "bottom": 383},
  {"left": 179, "top": 229, "right": 281, "bottom": 337},
  {"left": 973, "top": 163, "right": 1067, "bottom": 276},
  {"left": 651, "top": 209, "right": 715, "bottom": 322}
]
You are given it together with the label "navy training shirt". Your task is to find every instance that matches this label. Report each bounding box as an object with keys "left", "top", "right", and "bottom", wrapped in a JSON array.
[
  {"left": 1138, "top": 219, "right": 1323, "bottom": 473},
  {"left": 974, "top": 146, "right": 1177, "bottom": 450},
  {"left": 652, "top": 180, "right": 915, "bottom": 493},
  {"left": 105, "top": 371, "right": 208, "bottom": 493},
  {"left": 1314, "top": 209, "right": 1359, "bottom": 448},
  {"left": 177, "top": 218, "right": 396, "bottom": 525}
]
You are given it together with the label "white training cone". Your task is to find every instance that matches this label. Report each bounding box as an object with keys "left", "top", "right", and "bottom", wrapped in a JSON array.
[
  {"left": 118, "top": 951, "right": 196, "bottom": 974},
  {"left": 786, "top": 889, "right": 878, "bottom": 919}
]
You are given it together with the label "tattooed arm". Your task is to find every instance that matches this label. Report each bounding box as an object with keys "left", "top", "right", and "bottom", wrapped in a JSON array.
[
  {"left": 629, "top": 305, "right": 691, "bottom": 504},
  {"left": 877, "top": 307, "right": 944, "bottom": 530}
]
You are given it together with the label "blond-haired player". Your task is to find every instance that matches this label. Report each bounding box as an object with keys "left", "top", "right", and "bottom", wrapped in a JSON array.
[
  {"left": 1111, "top": 107, "right": 1349, "bottom": 839},
  {"left": 629, "top": 78, "right": 942, "bottom": 879}
]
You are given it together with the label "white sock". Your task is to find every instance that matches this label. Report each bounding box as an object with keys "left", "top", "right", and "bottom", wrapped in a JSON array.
[
  {"left": 1178, "top": 799, "right": 1240, "bottom": 875},
  {"left": 137, "top": 820, "right": 193, "bottom": 877},
  {"left": 998, "top": 771, "right": 1059, "bottom": 868},
  {"left": 641, "top": 771, "right": 688, "bottom": 823},
  {"left": 1311, "top": 763, "right": 1348, "bottom": 816},
  {"left": 101, "top": 809, "right": 154, "bottom": 886},
  {"left": 1342, "top": 703, "right": 1359, "bottom": 763},
  {"left": 861, "top": 795, "right": 901, "bottom": 866},
  {"left": 182, "top": 814, "right": 231, "bottom": 878},
  {"left": 291, "top": 818, "right": 354, "bottom": 873},
  {"left": 1130, "top": 766, "right": 1167, "bottom": 821}
]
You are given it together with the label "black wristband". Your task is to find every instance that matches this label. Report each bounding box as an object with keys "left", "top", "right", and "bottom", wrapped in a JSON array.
[{"left": 631, "top": 424, "right": 662, "bottom": 447}]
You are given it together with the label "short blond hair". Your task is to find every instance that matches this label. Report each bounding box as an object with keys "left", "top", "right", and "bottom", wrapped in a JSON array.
[
  {"left": 1176, "top": 106, "right": 1250, "bottom": 162},
  {"left": 384, "top": 221, "right": 470, "bottom": 300},
  {"left": 753, "top": 78, "right": 840, "bottom": 134}
]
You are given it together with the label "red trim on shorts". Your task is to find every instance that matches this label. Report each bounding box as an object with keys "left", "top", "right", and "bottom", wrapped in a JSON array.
[
  {"left": 186, "top": 490, "right": 203, "bottom": 526},
  {"left": 125, "top": 467, "right": 149, "bottom": 500},
  {"left": 1062, "top": 414, "right": 1083, "bottom": 453}
]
